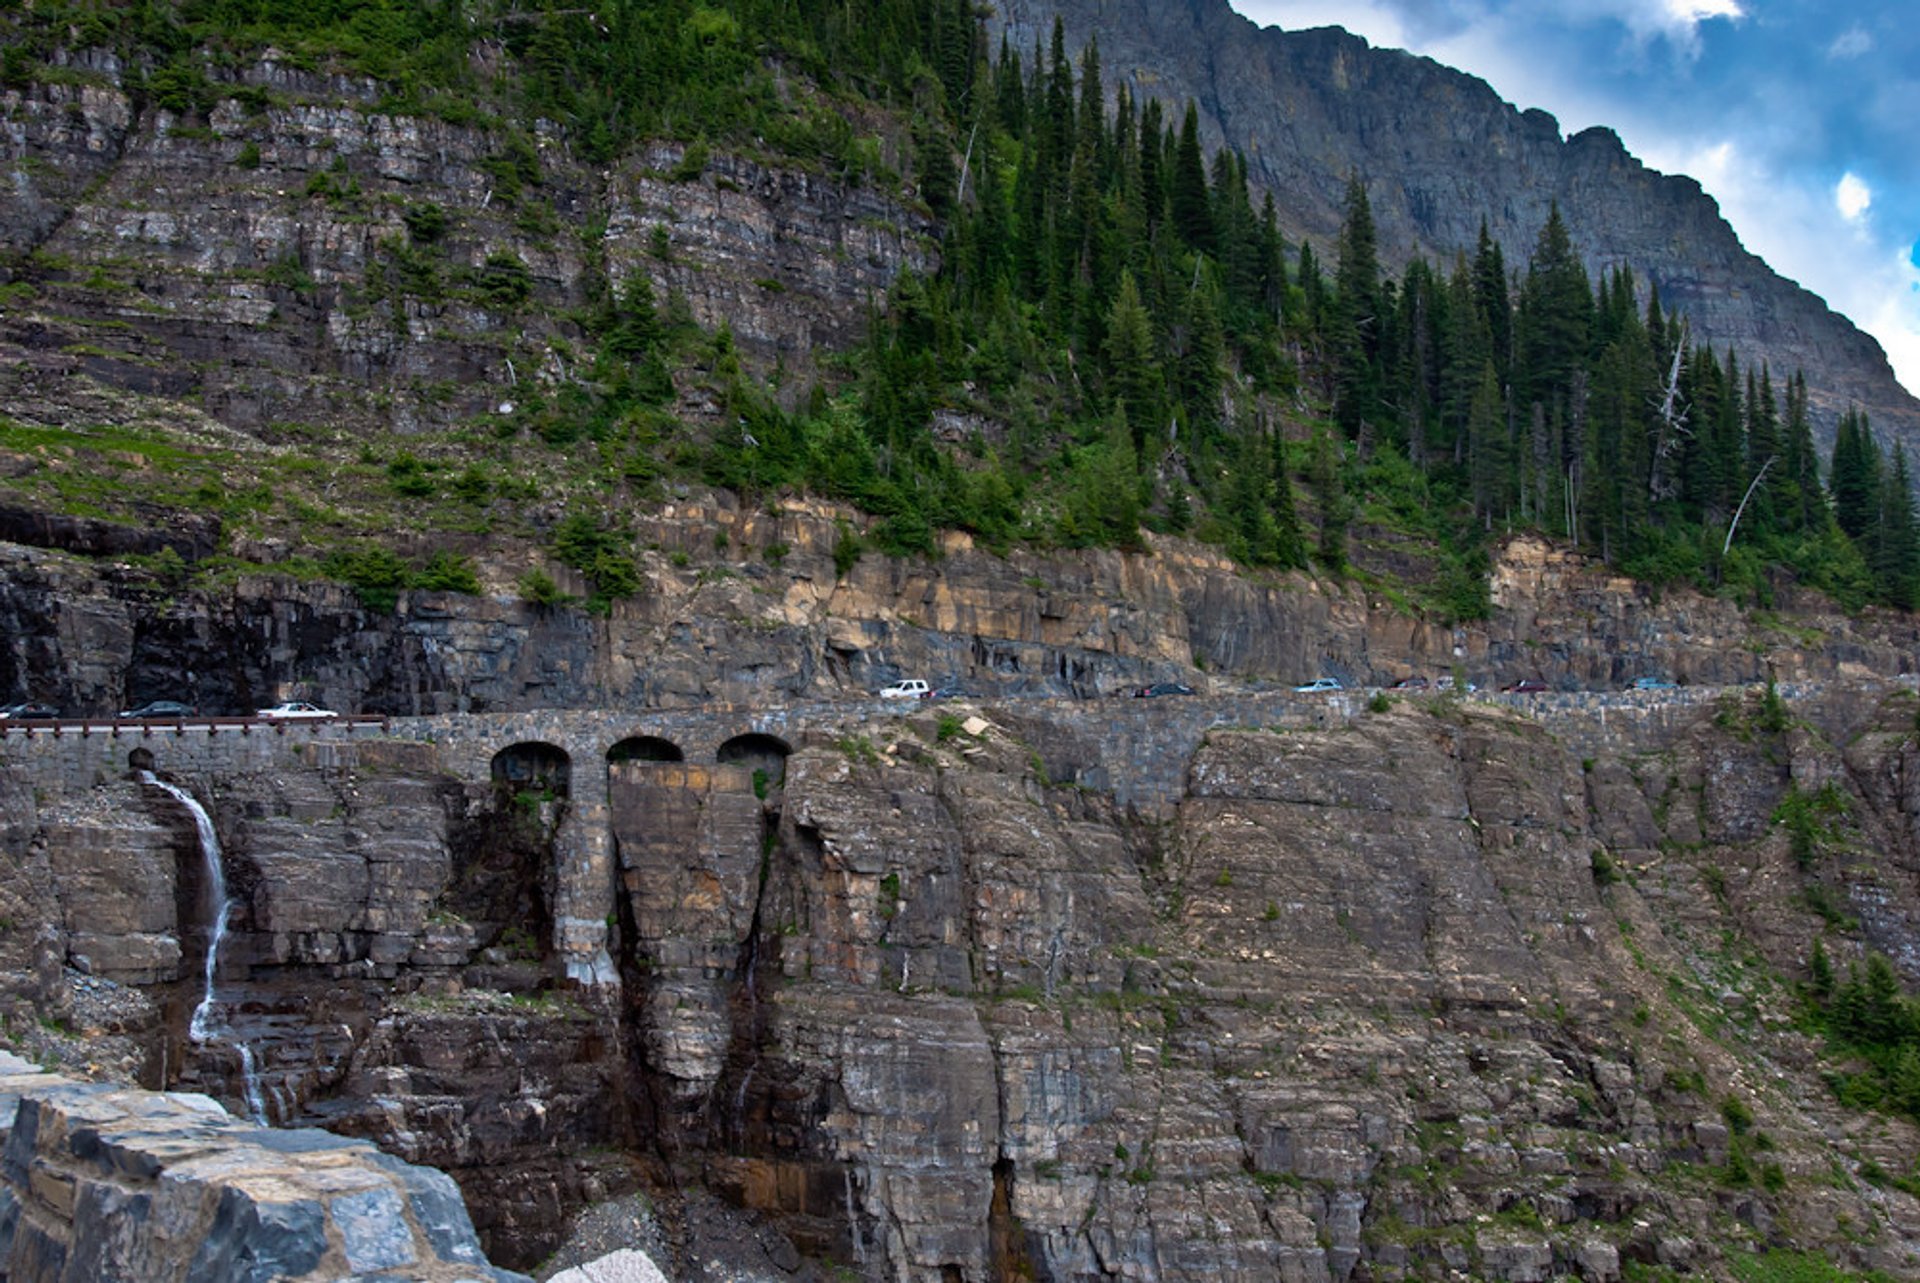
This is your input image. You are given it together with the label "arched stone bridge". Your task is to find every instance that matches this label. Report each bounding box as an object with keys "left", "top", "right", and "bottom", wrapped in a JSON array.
[{"left": 2, "top": 680, "right": 1898, "bottom": 986}]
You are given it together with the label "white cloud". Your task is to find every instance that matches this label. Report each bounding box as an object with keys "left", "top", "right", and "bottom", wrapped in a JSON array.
[
  {"left": 1836, "top": 171, "right": 1873, "bottom": 221},
  {"left": 1827, "top": 25, "right": 1873, "bottom": 59},
  {"left": 1229, "top": 2, "right": 1920, "bottom": 397},
  {"left": 1636, "top": 139, "right": 1919, "bottom": 394}
]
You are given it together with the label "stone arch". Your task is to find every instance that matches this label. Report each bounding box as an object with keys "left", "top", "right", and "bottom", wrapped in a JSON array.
[
  {"left": 489, "top": 741, "right": 571, "bottom": 799},
  {"left": 606, "top": 735, "right": 685, "bottom": 764},
  {"left": 716, "top": 733, "right": 791, "bottom": 788},
  {"left": 128, "top": 747, "right": 155, "bottom": 773}
]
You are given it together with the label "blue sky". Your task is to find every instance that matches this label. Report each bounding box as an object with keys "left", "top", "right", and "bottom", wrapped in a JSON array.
[{"left": 1229, "top": 0, "right": 1920, "bottom": 397}]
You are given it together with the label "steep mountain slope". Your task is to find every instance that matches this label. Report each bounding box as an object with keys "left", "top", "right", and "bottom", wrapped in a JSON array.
[{"left": 991, "top": 0, "right": 1920, "bottom": 449}]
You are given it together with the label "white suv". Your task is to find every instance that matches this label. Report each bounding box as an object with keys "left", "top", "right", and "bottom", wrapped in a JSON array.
[{"left": 878, "top": 680, "right": 929, "bottom": 699}]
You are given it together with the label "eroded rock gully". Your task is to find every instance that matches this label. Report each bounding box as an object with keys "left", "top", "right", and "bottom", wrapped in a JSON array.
[{"left": 3, "top": 682, "right": 1920, "bottom": 1280}]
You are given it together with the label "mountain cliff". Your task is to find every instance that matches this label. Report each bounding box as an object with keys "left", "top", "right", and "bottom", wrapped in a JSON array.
[{"left": 991, "top": 0, "right": 1920, "bottom": 448}]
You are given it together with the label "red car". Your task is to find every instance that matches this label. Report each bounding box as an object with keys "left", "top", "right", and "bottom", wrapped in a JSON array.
[{"left": 1501, "top": 679, "right": 1550, "bottom": 694}]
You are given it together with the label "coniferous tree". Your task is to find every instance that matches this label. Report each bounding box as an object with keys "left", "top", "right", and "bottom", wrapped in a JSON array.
[
  {"left": 1295, "top": 241, "right": 1325, "bottom": 336},
  {"left": 1831, "top": 409, "right": 1880, "bottom": 541},
  {"left": 1311, "top": 428, "right": 1349, "bottom": 572},
  {"left": 1472, "top": 221, "right": 1512, "bottom": 380},
  {"left": 1439, "top": 256, "right": 1489, "bottom": 465},
  {"left": 1169, "top": 101, "right": 1212, "bottom": 254},
  {"left": 1873, "top": 445, "right": 1919, "bottom": 608},
  {"left": 1103, "top": 270, "right": 1163, "bottom": 455},
  {"left": 1137, "top": 98, "right": 1165, "bottom": 234},
  {"left": 1781, "top": 372, "right": 1824, "bottom": 533},
  {"left": 1467, "top": 360, "right": 1510, "bottom": 526},
  {"left": 1270, "top": 428, "right": 1306, "bottom": 570},
  {"left": 993, "top": 35, "right": 1026, "bottom": 137},
  {"left": 1331, "top": 175, "right": 1382, "bottom": 440}
]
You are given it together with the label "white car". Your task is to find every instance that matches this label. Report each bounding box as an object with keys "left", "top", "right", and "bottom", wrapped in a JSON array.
[
  {"left": 1292, "top": 677, "right": 1343, "bottom": 694},
  {"left": 257, "top": 701, "right": 338, "bottom": 720},
  {"left": 878, "top": 680, "right": 929, "bottom": 699}
]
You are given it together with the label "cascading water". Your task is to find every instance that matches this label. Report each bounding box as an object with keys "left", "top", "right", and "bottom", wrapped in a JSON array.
[{"left": 140, "top": 772, "right": 266, "bottom": 1124}]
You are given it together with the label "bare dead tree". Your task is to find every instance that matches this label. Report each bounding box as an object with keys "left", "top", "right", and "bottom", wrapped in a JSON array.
[{"left": 1648, "top": 318, "right": 1690, "bottom": 502}]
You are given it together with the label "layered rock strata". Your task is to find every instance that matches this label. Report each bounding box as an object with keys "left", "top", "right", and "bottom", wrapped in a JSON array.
[{"left": 5, "top": 681, "right": 1920, "bottom": 1277}]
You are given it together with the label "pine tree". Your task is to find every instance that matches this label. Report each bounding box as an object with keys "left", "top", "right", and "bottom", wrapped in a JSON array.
[
  {"left": 1310, "top": 428, "right": 1349, "bottom": 572},
  {"left": 1295, "top": 241, "right": 1325, "bottom": 335},
  {"left": 1137, "top": 97, "right": 1165, "bottom": 233},
  {"left": 1873, "top": 444, "right": 1919, "bottom": 608},
  {"left": 1781, "top": 372, "right": 1823, "bottom": 533},
  {"left": 1831, "top": 408, "right": 1880, "bottom": 540},
  {"left": 1169, "top": 101, "right": 1212, "bottom": 254},
  {"left": 1270, "top": 428, "right": 1306, "bottom": 570},
  {"left": 1514, "top": 204, "right": 1591, "bottom": 429},
  {"left": 1331, "top": 174, "right": 1381, "bottom": 439},
  {"left": 1103, "top": 270, "right": 1164, "bottom": 455},
  {"left": 1467, "top": 360, "right": 1510, "bottom": 526},
  {"left": 993, "top": 35, "right": 1026, "bottom": 137},
  {"left": 1472, "top": 220, "right": 1511, "bottom": 380}
]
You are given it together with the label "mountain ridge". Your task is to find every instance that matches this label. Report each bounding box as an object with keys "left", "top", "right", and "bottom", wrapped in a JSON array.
[{"left": 991, "top": 0, "right": 1920, "bottom": 450}]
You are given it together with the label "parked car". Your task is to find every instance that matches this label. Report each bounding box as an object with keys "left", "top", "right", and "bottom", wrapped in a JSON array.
[
  {"left": 1631, "top": 676, "right": 1677, "bottom": 690},
  {"left": 257, "top": 701, "right": 338, "bottom": 720},
  {"left": 119, "top": 700, "right": 197, "bottom": 719},
  {"left": 0, "top": 702, "right": 58, "bottom": 720},
  {"left": 1388, "top": 676, "right": 1429, "bottom": 691},
  {"left": 1501, "top": 679, "right": 1550, "bottom": 694},
  {"left": 919, "top": 684, "right": 968, "bottom": 700},
  {"left": 878, "top": 679, "right": 929, "bottom": 700},
  {"left": 1133, "top": 682, "right": 1196, "bottom": 698},
  {"left": 1293, "top": 677, "right": 1343, "bottom": 694}
]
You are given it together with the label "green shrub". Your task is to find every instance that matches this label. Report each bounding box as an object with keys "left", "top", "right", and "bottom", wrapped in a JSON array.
[
  {"left": 403, "top": 201, "right": 448, "bottom": 243},
  {"left": 325, "top": 544, "right": 410, "bottom": 612},
  {"left": 415, "top": 552, "right": 481, "bottom": 594},
  {"left": 518, "top": 568, "right": 567, "bottom": 607}
]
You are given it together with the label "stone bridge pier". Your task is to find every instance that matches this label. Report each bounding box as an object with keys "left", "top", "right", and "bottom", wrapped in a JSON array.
[{"left": 397, "top": 708, "right": 804, "bottom": 990}]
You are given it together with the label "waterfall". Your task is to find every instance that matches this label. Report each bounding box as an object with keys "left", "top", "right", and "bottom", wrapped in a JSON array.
[{"left": 140, "top": 772, "right": 266, "bottom": 1124}]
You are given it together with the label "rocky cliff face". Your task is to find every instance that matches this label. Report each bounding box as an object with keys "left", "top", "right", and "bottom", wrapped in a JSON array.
[
  {"left": 4, "top": 679, "right": 1920, "bottom": 1278},
  {"left": 4, "top": 494, "right": 1916, "bottom": 721},
  {"left": 990, "top": 0, "right": 1920, "bottom": 449},
  {"left": 0, "top": 50, "right": 930, "bottom": 436}
]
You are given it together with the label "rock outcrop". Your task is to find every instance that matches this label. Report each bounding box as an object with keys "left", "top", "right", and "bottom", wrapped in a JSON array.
[
  {"left": 3, "top": 503, "right": 1915, "bottom": 721},
  {"left": 0, "top": 52, "right": 930, "bottom": 436},
  {"left": 0, "top": 1051, "right": 526, "bottom": 1281}
]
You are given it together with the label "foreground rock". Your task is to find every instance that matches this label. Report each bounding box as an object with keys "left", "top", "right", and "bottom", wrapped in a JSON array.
[{"left": 0, "top": 1051, "right": 527, "bottom": 1282}]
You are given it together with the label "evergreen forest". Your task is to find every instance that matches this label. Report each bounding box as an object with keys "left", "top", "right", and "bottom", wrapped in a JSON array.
[{"left": 2, "top": 0, "right": 1916, "bottom": 616}]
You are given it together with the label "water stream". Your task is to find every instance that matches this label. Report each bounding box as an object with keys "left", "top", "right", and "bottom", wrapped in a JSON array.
[{"left": 140, "top": 772, "right": 266, "bottom": 1124}]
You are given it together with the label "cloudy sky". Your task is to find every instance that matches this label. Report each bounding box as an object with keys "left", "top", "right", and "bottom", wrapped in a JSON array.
[{"left": 1227, "top": 0, "right": 1920, "bottom": 398}]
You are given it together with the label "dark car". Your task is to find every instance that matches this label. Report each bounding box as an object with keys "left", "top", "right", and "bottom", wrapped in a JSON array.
[
  {"left": 1134, "top": 682, "right": 1196, "bottom": 697},
  {"left": 119, "top": 700, "right": 197, "bottom": 719},
  {"left": 1501, "top": 679, "right": 1550, "bottom": 694},
  {"left": 1388, "top": 676, "right": 1429, "bottom": 691},
  {"left": 0, "top": 702, "right": 58, "bottom": 720},
  {"left": 918, "top": 685, "right": 966, "bottom": 701}
]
